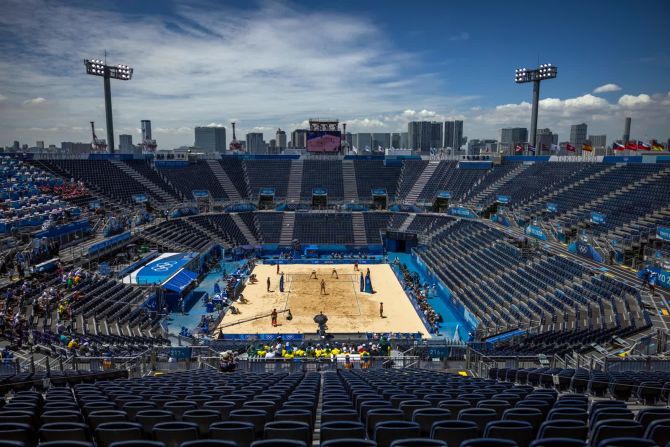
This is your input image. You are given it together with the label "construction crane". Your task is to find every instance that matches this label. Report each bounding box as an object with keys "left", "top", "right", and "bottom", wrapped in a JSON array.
[
  {"left": 229, "top": 122, "right": 242, "bottom": 151},
  {"left": 90, "top": 121, "right": 107, "bottom": 152}
]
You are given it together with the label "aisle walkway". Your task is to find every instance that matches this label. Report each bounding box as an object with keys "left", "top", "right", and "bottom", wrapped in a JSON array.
[{"left": 389, "top": 252, "right": 470, "bottom": 341}]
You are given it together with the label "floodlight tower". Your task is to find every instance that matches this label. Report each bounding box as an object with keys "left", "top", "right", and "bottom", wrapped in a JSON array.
[
  {"left": 514, "top": 63, "right": 557, "bottom": 147},
  {"left": 84, "top": 57, "right": 133, "bottom": 153}
]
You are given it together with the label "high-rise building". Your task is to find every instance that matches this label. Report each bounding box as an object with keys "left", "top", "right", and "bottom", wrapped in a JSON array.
[
  {"left": 623, "top": 117, "right": 631, "bottom": 142},
  {"left": 354, "top": 133, "right": 372, "bottom": 151},
  {"left": 467, "top": 139, "right": 497, "bottom": 155},
  {"left": 61, "top": 142, "right": 91, "bottom": 154},
  {"left": 36, "top": 141, "right": 45, "bottom": 150},
  {"left": 291, "top": 129, "right": 308, "bottom": 148},
  {"left": 275, "top": 128, "right": 287, "bottom": 150},
  {"left": 500, "top": 128, "right": 528, "bottom": 149},
  {"left": 570, "top": 123, "right": 588, "bottom": 148},
  {"left": 269, "top": 139, "right": 278, "bottom": 155},
  {"left": 536, "top": 128, "right": 557, "bottom": 153},
  {"left": 119, "top": 134, "right": 133, "bottom": 152},
  {"left": 195, "top": 126, "right": 226, "bottom": 152},
  {"left": 246, "top": 132, "right": 265, "bottom": 154},
  {"left": 430, "top": 122, "right": 443, "bottom": 149},
  {"left": 444, "top": 120, "right": 464, "bottom": 150},
  {"left": 589, "top": 134, "right": 607, "bottom": 149},
  {"left": 141, "top": 120, "right": 152, "bottom": 141},
  {"left": 408, "top": 121, "right": 433, "bottom": 153},
  {"left": 400, "top": 132, "right": 408, "bottom": 149},
  {"left": 372, "top": 133, "right": 391, "bottom": 150},
  {"left": 12, "top": 141, "right": 19, "bottom": 151},
  {"left": 391, "top": 133, "right": 401, "bottom": 149}
]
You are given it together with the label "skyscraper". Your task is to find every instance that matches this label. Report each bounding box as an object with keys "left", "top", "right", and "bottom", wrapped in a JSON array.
[
  {"left": 372, "top": 133, "right": 391, "bottom": 150},
  {"left": 570, "top": 123, "right": 588, "bottom": 148},
  {"left": 119, "top": 134, "right": 133, "bottom": 152},
  {"left": 500, "top": 128, "right": 528, "bottom": 148},
  {"left": 430, "top": 122, "right": 443, "bottom": 149},
  {"left": 408, "top": 121, "right": 433, "bottom": 153},
  {"left": 291, "top": 129, "right": 308, "bottom": 148},
  {"left": 536, "top": 128, "right": 557, "bottom": 153},
  {"left": 246, "top": 132, "right": 265, "bottom": 154},
  {"left": 589, "top": 135, "right": 607, "bottom": 149},
  {"left": 276, "top": 128, "right": 287, "bottom": 150},
  {"left": 36, "top": 141, "right": 45, "bottom": 150},
  {"left": 141, "top": 120, "right": 152, "bottom": 141},
  {"left": 195, "top": 126, "right": 227, "bottom": 152},
  {"left": 444, "top": 120, "right": 464, "bottom": 150},
  {"left": 354, "top": 133, "right": 372, "bottom": 151}
]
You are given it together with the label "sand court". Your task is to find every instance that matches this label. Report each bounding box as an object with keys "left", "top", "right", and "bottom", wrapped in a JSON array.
[{"left": 216, "top": 263, "right": 430, "bottom": 337}]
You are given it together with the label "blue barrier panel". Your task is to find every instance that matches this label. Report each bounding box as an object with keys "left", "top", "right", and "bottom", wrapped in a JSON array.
[
  {"left": 170, "top": 347, "right": 192, "bottom": 360},
  {"left": 496, "top": 195, "right": 511, "bottom": 204},
  {"left": 437, "top": 191, "right": 452, "bottom": 199},
  {"left": 448, "top": 207, "right": 477, "bottom": 218},
  {"left": 132, "top": 194, "right": 148, "bottom": 203},
  {"left": 603, "top": 155, "right": 643, "bottom": 164},
  {"left": 546, "top": 202, "right": 558, "bottom": 213},
  {"left": 484, "top": 329, "right": 526, "bottom": 344},
  {"left": 192, "top": 190, "right": 210, "bottom": 198},
  {"left": 259, "top": 188, "right": 275, "bottom": 196},
  {"left": 657, "top": 226, "right": 670, "bottom": 241},
  {"left": 372, "top": 188, "right": 387, "bottom": 196},
  {"left": 312, "top": 187, "right": 327, "bottom": 196},
  {"left": 34, "top": 219, "right": 90, "bottom": 239},
  {"left": 457, "top": 161, "right": 492, "bottom": 170},
  {"left": 639, "top": 266, "right": 670, "bottom": 290},
  {"left": 525, "top": 225, "right": 547, "bottom": 241},
  {"left": 568, "top": 241, "right": 604, "bottom": 262},
  {"left": 88, "top": 231, "right": 131, "bottom": 256},
  {"left": 591, "top": 212, "right": 606, "bottom": 224}
]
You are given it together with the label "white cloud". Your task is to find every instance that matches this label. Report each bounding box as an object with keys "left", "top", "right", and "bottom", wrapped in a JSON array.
[
  {"left": 204, "top": 123, "right": 227, "bottom": 128},
  {"left": 22, "top": 97, "right": 46, "bottom": 105},
  {"left": 449, "top": 32, "right": 470, "bottom": 41},
  {"left": 618, "top": 94, "right": 652, "bottom": 108},
  {"left": 0, "top": 94, "right": 7, "bottom": 102},
  {"left": 593, "top": 83, "right": 621, "bottom": 94}
]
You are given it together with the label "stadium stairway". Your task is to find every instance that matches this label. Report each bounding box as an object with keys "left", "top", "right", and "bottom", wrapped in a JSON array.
[
  {"left": 205, "top": 159, "right": 242, "bottom": 202},
  {"left": 342, "top": 159, "right": 359, "bottom": 203},
  {"left": 286, "top": 159, "right": 304, "bottom": 204},
  {"left": 230, "top": 213, "right": 260, "bottom": 245},
  {"left": 279, "top": 212, "right": 296, "bottom": 245},
  {"left": 466, "top": 163, "right": 530, "bottom": 209},
  {"left": 109, "top": 160, "right": 177, "bottom": 206},
  {"left": 398, "top": 213, "right": 417, "bottom": 232},
  {"left": 187, "top": 217, "right": 229, "bottom": 247},
  {"left": 352, "top": 212, "right": 367, "bottom": 245},
  {"left": 404, "top": 160, "right": 440, "bottom": 204}
]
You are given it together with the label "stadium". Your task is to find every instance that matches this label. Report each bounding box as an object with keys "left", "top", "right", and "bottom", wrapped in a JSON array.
[{"left": 2, "top": 149, "right": 670, "bottom": 447}]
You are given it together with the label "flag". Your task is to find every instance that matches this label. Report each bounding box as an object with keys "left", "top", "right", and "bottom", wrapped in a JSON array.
[
  {"left": 652, "top": 141, "right": 664, "bottom": 151},
  {"left": 551, "top": 144, "right": 560, "bottom": 152},
  {"left": 364, "top": 145, "right": 370, "bottom": 152},
  {"left": 515, "top": 145, "right": 523, "bottom": 153},
  {"left": 566, "top": 143, "right": 576, "bottom": 152},
  {"left": 378, "top": 145, "right": 383, "bottom": 152},
  {"left": 637, "top": 141, "right": 651, "bottom": 151},
  {"left": 612, "top": 142, "right": 625, "bottom": 151},
  {"left": 527, "top": 144, "right": 535, "bottom": 154},
  {"left": 625, "top": 141, "right": 637, "bottom": 150},
  {"left": 352, "top": 145, "right": 358, "bottom": 154},
  {"left": 582, "top": 143, "right": 593, "bottom": 152}
]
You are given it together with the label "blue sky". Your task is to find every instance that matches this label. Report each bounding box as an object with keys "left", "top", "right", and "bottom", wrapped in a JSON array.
[{"left": 1, "top": 0, "right": 668, "bottom": 148}]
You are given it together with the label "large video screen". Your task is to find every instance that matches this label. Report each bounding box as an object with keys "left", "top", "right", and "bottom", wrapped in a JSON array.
[{"left": 307, "top": 131, "right": 341, "bottom": 152}]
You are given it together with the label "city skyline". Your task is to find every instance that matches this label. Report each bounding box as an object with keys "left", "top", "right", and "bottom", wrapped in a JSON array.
[{"left": 1, "top": 0, "right": 669, "bottom": 148}]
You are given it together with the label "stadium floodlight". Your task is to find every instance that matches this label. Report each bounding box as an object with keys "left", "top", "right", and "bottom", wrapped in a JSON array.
[
  {"left": 84, "top": 58, "right": 134, "bottom": 153},
  {"left": 514, "top": 63, "right": 558, "bottom": 148}
]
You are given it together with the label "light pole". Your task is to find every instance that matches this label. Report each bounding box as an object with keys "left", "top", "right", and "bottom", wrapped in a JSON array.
[
  {"left": 84, "top": 58, "right": 133, "bottom": 153},
  {"left": 514, "top": 64, "right": 557, "bottom": 148}
]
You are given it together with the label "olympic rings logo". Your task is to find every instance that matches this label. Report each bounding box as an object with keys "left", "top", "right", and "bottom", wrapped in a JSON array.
[{"left": 151, "top": 261, "right": 178, "bottom": 272}]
